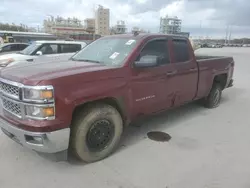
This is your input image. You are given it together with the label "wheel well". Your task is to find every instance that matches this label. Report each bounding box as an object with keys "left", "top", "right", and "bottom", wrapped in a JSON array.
[
  {"left": 72, "top": 97, "right": 126, "bottom": 125},
  {"left": 213, "top": 74, "right": 228, "bottom": 89}
]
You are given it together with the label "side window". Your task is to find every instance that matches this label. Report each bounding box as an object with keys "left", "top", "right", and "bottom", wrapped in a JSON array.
[
  {"left": 39, "top": 44, "right": 58, "bottom": 55},
  {"left": 61, "top": 44, "right": 81, "bottom": 53},
  {"left": 138, "top": 39, "right": 169, "bottom": 65},
  {"left": 172, "top": 39, "right": 190, "bottom": 63},
  {"left": 10, "top": 45, "right": 19, "bottom": 51},
  {"left": 18, "top": 44, "right": 28, "bottom": 50}
]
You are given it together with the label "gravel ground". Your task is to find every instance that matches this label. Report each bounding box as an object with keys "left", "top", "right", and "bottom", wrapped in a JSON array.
[{"left": 0, "top": 47, "right": 250, "bottom": 188}]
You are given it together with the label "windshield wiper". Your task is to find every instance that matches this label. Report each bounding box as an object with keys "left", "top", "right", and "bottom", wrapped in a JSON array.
[{"left": 71, "top": 58, "right": 101, "bottom": 64}]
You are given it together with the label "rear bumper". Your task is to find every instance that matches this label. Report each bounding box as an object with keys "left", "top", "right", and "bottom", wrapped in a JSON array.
[{"left": 0, "top": 117, "right": 70, "bottom": 154}]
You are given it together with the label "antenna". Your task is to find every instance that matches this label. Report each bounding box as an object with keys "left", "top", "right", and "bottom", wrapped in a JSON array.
[{"left": 93, "top": 3, "right": 95, "bottom": 17}]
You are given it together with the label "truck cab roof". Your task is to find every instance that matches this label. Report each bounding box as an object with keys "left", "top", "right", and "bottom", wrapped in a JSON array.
[{"left": 102, "top": 33, "right": 189, "bottom": 40}]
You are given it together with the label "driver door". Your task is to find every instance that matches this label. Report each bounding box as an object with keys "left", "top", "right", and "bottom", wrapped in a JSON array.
[{"left": 130, "top": 38, "right": 175, "bottom": 116}]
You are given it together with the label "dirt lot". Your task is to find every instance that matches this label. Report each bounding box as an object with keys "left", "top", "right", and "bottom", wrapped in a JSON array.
[{"left": 0, "top": 47, "right": 250, "bottom": 188}]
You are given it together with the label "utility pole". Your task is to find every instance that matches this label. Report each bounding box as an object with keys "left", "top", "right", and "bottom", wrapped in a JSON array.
[
  {"left": 93, "top": 3, "right": 96, "bottom": 40},
  {"left": 225, "top": 24, "right": 229, "bottom": 44},
  {"left": 228, "top": 25, "right": 232, "bottom": 44},
  {"left": 199, "top": 20, "right": 203, "bottom": 42}
]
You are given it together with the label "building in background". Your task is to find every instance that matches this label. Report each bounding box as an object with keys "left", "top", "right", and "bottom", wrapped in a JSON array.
[
  {"left": 43, "top": 16, "right": 87, "bottom": 36},
  {"left": 0, "top": 30, "right": 57, "bottom": 43},
  {"left": 160, "top": 15, "right": 182, "bottom": 34},
  {"left": 131, "top": 27, "right": 149, "bottom": 34},
  {"left": 110, "top": 20, "right": 127, "bottom": 35},
  {"left": 84, "top": 18, "right": 95, "bottom": 33},
  {"left": 159, "top": 15, "right": 190, "bottom": 37},
  {"left": 95, "top": 5, "right": 110, "bottom": 36},
  {"left": 43, "top": 16, "right": 99, "bottom": 41}
]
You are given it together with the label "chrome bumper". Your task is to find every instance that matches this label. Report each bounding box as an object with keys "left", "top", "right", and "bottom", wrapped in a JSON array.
[{"left": 0, "top": 117, "right": 70, "bottom": 154}]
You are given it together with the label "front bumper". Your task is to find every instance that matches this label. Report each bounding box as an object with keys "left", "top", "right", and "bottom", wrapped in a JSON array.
[{"left": 0, "top": 117, "right": 70, "bottom": 154}]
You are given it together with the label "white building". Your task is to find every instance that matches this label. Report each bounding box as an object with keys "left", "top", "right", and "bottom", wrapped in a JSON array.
[
  {"left": 111, "top": 20, "right": 127, "bottom": 34},
  {"left": 160, "top": 15, "right": 182, "bottom": 34},
  {"left": 43, "top": 16, "right": 88, "bottom": 36},
  {"left": 95, "top": 5, "right": 110, "bottom": 36}
]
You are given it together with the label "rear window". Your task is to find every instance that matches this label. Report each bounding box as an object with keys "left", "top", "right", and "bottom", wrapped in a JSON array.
[
  {"left": 60, "top": 44, "right": 82, "bottom": 53},
  {"left": 172, "top": 39, "right": 190, "bottom": 63}
]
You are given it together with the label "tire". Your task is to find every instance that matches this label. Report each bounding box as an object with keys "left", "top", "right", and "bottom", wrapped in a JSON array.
[
  {"left": 203, "top": 84, "right": 222, "bottom": 108},
  {"left": 70, "top": 104, "right": 123, "bottom": 163}
]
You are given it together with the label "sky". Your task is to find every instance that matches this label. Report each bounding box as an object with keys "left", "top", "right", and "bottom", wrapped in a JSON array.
[{"left": 0, "top": 0, "right": 250, "bottom": 38}]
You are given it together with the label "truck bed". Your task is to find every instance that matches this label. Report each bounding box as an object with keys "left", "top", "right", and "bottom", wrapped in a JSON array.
[{"left": 195, "top": 55, "right": 234, "bottom": 100}]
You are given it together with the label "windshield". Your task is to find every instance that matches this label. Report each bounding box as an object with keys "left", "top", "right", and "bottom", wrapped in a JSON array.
[
  {"left": 71, "top": 38, "right": 138, "bottom": 66},
  {"left": 19, "top": 43, "right": 41, "bottom": 55}
]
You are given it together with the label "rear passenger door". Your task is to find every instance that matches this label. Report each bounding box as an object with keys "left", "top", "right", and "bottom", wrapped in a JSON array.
[
  {"left": 37, "top": 44, "right": 59, "bottom": 55},
  {"left": 60, "top": 44, "right": 82, "bottom": 54},
  {"left": 170, "top": 38, "right": 199, "bottom": 105}
]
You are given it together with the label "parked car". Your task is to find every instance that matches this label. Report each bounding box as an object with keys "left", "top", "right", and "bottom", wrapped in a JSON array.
[
  {"left": 200, "top": 43, "right": 209, "bottom": 48},
  {"left": 0, "top": 34, "right": 234, "bottom": 163},
  {"left": 215, "top": 43, "right": 223, "bottom": 48},
  {"left": 0, "top": 43, "right": 29, "bottom": 54},
  {"left": 0, "top": 40, "right": 87, "bottom": 67},
  {"left": 202, "top": 43, "right": 216, "bottom": 48}
]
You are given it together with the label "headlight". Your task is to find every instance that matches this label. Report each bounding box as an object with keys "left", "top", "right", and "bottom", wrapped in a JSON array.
[
  {"left": 25, "top": 105, "right": 55, "bottom": 119},
  {"left": 23, "top": 86, "right": 54, "bottom": 102},
  {"left": 0, "top": 58, "right": 15, "bottom": 67}
]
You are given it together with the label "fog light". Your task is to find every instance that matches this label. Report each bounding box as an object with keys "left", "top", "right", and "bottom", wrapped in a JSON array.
[{"left": 25, "top": 135, "right": 43, "bottom": 145}]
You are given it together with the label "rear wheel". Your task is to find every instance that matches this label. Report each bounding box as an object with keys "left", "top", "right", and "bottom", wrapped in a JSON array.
[
  {"left": 203, "top": 84, "right": 222, "bottom": 108},
  {"left": 70, "top": 104, "right": 123, "bottom": 163}
]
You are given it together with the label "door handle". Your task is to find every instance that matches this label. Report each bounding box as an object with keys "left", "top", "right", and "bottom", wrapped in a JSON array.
[
  {"left": 189, "top": 68, "right": 197, "bottom": 71},
  {"left": 166, "top": 70, "right": 177, "bottom": 76}
]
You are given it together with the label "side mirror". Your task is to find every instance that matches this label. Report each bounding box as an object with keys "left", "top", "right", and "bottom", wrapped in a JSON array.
[
  {"left": 36, "top": 51, "right": 43, "bottom": 56},
  {"left": 134, "top": 55, "right": 158, "bottom": 68}
]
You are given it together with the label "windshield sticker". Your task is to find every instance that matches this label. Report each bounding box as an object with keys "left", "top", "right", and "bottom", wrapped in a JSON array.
[
  {"left": 125, "top": 40, "right": 135, "bottom": 45},
  {"left": 109, "top": 52, "right": 120, "bottom": 59}
]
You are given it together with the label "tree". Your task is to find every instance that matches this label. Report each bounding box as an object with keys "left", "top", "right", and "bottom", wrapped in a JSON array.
[{"left": 0, "top": 23, "right": 28, "bottom": 32}]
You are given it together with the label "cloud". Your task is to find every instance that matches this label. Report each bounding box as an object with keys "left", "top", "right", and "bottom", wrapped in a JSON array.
[{"left": 0, "top": 0, "right": 249, "bottom": 37}]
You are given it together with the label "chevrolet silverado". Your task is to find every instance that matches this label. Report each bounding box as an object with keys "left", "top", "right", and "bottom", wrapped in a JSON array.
[{"left": 0, "top": 33, "right": 234, "bottom": 162}]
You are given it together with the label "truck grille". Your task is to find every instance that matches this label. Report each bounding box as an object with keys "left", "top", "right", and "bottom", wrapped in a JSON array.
[
  {"left": 0, "top": 81, "right": 19, "bottom": 98},
  {"left": 2, "top": 98, "right": 22, "bottom": 118}
]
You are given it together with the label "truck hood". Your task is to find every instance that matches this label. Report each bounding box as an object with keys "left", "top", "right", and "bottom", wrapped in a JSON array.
[
  {"left": 0, "top": 60, "right": 112, "bottom": 85},
  {"left": 0, "top": 53, "right": 33, "bottom": 62}
]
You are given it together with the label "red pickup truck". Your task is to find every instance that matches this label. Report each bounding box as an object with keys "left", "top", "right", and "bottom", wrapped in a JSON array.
[{"left": 0, "top": 34, "right": 234, "bottom": 162}]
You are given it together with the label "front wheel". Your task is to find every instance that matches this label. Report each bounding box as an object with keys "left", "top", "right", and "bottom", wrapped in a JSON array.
[
  {"left": 70, "top": 104, "right": 123, "bottom": 163},
  {"left": 203, "top": 84, "right": 222, "bottom": 108}
]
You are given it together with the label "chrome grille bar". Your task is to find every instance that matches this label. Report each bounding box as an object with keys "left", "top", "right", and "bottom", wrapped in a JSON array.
[
  {"left": 0, "top": 78, "right": 23, "bottom": 100},
  {"left": 1, "top": 96, "right": 22, "bottom": 118}
]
